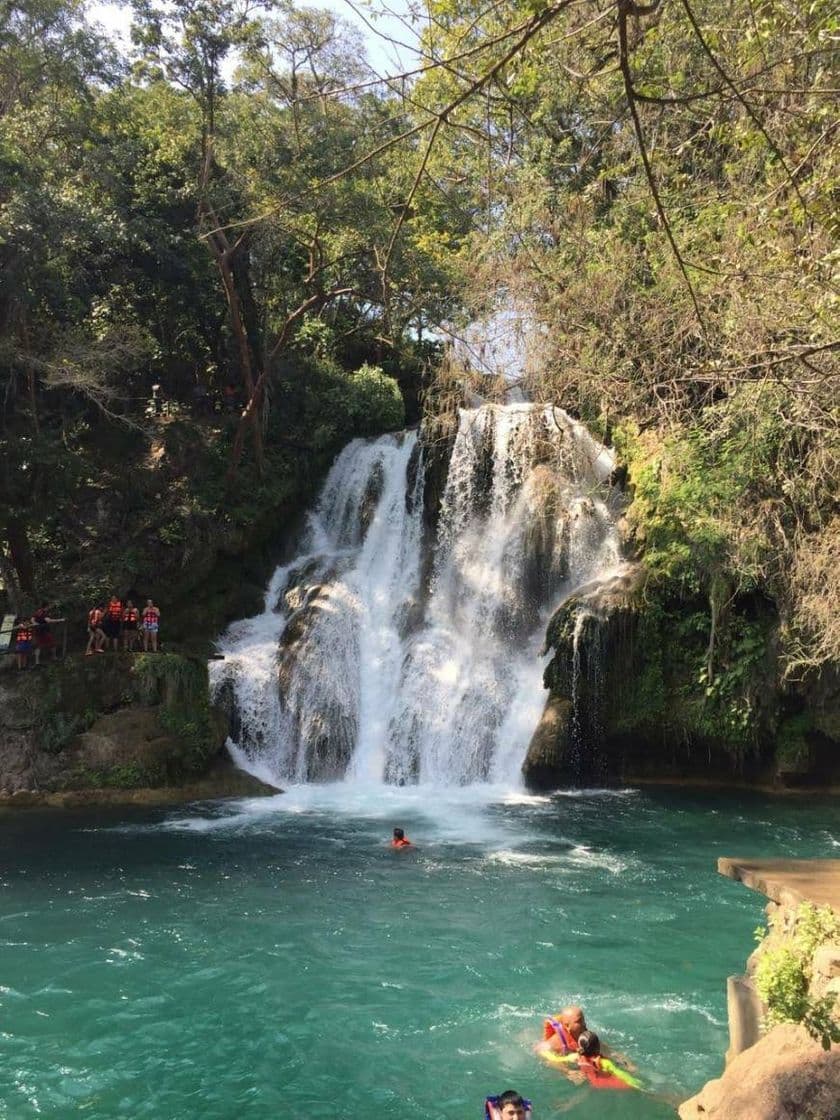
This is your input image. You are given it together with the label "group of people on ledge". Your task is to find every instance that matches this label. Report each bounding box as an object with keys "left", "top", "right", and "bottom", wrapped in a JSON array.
[
  {"left": 10, "top": 605, "right": 65, "bottom": 670},
  {"left": 86, "top": 596, "right": 160, "bottom": 655},
  {"left": 7, "top": 596, "right": 162, "bottom": 668},
  {"left": 388, "top": 831, "right": 641, "bottom": 1109}
]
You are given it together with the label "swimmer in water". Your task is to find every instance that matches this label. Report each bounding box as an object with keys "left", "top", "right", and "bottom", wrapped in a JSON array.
[
  {"left": 486, "top": 1090, "right": 530, "bottom": 1119},
  {"left": 390, "top": 827, "right": 412, "bottom": 848}
]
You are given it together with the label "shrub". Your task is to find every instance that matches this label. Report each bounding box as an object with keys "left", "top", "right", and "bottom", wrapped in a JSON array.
[
  {"left": 347, "top": 363, "right": 405, "bottom": 434},
  {"left": 754, "top": 904, "right": 840, "bottom": 1050}
]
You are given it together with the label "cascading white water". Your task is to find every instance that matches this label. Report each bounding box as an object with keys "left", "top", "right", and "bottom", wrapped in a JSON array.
[{"left": 211, "top": 403, "right": 627, "bottom": 787}]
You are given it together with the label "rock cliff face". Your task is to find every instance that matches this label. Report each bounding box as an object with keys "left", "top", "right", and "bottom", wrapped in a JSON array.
[
  {"left": 0, "top": 653, "right": 246, "bottom": 798},
  {"left": 526, "top": 562, "right": 840, "bottom": 790},
  {"left": 678, "top": 1023, "right": 840, "bottom": 1120},
  {"left": 523, "top": 566, "right": 643, "bottom": 787}
]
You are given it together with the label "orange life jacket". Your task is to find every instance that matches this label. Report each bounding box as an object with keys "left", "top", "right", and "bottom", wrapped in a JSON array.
[
  {"left": 88, "top": 608, "right": 104, "bottom": 627},
  {"left": 390, "top": 838, "right": 411, "bottom": 848},
  {"left": 107, "top": 600, "right": 122, "bottom": 620},
  {"left": 543, "top": 1018, "right": 579, "bottom": 1053}
]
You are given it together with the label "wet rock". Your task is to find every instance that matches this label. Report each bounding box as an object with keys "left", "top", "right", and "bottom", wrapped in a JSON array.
[
  {"left": 522, "top": 696, "right": 573, "bottom": 790},
  {"left": 359, "top": 461, "right": 385, "bottom": 538},
  {"left": 276, "top": 577, "right": 359, "bottom": 780}
]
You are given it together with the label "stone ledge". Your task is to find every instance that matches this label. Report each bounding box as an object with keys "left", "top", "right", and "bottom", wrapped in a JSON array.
[{"left": 718, "top": 857, "right": 840, "bottom": 911}]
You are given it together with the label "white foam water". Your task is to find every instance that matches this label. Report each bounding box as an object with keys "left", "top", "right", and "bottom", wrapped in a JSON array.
[{"left": 211, "top": 403, "right": 626, "bottom": 788}]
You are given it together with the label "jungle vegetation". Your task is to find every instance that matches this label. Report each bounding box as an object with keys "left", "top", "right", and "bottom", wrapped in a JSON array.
[{"left": 1, "top": 0, "right": 837, "bottom": 696}]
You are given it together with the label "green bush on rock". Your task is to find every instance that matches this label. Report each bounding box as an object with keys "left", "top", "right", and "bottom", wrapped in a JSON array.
[
  {"left": 754, "top": 904, "right": 840, "bottom": 1050},
  {"left": 132, "top": 653, "right": 218, "bottom": 776}
]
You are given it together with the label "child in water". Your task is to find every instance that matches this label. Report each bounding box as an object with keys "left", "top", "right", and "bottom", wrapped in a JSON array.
[
  {"left": 574, "top": 1030, "right": 642, "bottom": 1090},
  {"left": 485, "top": 1090, "right": 531, "bottom": 1119}
]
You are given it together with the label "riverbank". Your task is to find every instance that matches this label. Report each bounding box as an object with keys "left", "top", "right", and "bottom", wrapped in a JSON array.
[{"left": 0, "top": 755, "right": 279, "bottom": 809}]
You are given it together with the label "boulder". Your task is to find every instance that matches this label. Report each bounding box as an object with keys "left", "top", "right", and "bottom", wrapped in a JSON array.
[
  {"left": 678, "top": 1024, "right": 840, "bottom": 1120},
  {"left": 522, "top": 695, "right": 572, "bottom": 789}
]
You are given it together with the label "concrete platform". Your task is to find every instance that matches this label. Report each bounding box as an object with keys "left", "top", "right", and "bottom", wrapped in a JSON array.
[{"left": 718, "top": 857, "right": 840, "bottom": 911}]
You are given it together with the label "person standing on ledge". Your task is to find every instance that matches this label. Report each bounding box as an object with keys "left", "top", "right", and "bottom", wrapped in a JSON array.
[
  {"left": 142, "top": 599, "right": 160, "bottom": 652},
  {"left": 390, "top": 827, "right": 412, "bottom": 848}
]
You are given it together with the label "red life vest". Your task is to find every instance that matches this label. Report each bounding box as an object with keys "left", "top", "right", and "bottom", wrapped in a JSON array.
[
  {"left": 16, "top": 624, "right": 33, "bottom": 643},
  {"left": 543, "top": 1018, "right": 579, "bottom": 1053},
  {"left": 390, "top": 838, "right": 411, "bottom": 848},
  {"left": 107, "top": 600, "right": 122, "bottom": 620},
  {"left": 89, "top": 608, "right": 104, "bottom": 627},
  {"left": 143, "top": 607, "right": 159, "bottom": 625},
  {"left": 123, "top": 608, "right": 139, "bottom": 624}
]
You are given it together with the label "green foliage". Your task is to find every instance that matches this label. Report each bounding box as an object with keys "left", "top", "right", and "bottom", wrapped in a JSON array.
[
  {"left": 346, "top": 364, "right": 405, "bottom": 435},
  {"left": 1, "top": 0, "right": 450, "bottom": 615},
  {"left": 775, "top": 714, "right": 814, "bottom": 771},
  {"left": 132, "top": 653, "right": 217, "bottom": 774},
  {"left": 754, "top": 904, "right": 840, "bottom": 1050},
  {"left": 132, "top": 653, "right": 207, "bottom": 709},
  {"left": 37, "top": 708, "right": 100, "bottom": 754},
  {"left": 70, "top": 762, "right": 165, "bottom": 789},
  {"left": 796, "top": 904, "right": 840, "bottom": 962}
]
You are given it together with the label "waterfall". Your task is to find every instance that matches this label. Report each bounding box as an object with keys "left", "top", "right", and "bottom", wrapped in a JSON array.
[{"left": 211, "top": 403, "right": 626, "bottom": 787}]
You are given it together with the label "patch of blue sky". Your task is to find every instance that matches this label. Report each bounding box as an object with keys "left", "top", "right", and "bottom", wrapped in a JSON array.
[{"left": 88, "top": 0, "right": 421, "bottom": 76}]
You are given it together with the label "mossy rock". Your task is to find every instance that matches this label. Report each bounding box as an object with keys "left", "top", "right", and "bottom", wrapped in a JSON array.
[{"left": 0, "top": 651, "right": 229, "bottom": 792}]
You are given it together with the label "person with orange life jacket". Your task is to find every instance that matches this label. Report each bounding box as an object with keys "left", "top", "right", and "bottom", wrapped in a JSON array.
[
  {"left": 536, "top": 1006, "right": 635, "bottom": 1081},
  {"left": 13, "top": 615, "right": 34, "bottom": 670},
  {"left": 122, "top": 600, "right": 141, "bottom": 652},
  {"left": 542, "top": 1005, "right": 586, "bottom": 1056},
  {"left": 142, "top": 599, "right": 160, "bottom": 652},
  {"left": 102, "top": 595, "right": 123, "bottom": 651},
  {"left": 86, "top": 605, "right": 106, "bottom": 655},
  {"left": 390, "top": 827, "right": 412, "bottom": 849}
]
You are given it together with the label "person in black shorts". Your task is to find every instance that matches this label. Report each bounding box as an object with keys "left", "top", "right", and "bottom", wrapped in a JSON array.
[
  {"left": 122, "top": 600, "right": 140, "bottom": 651},
  {"left": 102, "top": 595, "right": 123, "bottom": 651}
]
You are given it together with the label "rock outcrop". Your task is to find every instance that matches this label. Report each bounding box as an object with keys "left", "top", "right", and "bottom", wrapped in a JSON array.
[
  {"left": 678, "top": 1023, "right": 840, "bottom": 1120},
  {"left": 523, "top": 565, "right": 642, "bottom": 787},
  {"left": 682, "top": 859, "right": 840, "bottom": 1120},
  {"left": 0, "top": 652, "right": 244, "bottom": 797}
]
